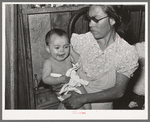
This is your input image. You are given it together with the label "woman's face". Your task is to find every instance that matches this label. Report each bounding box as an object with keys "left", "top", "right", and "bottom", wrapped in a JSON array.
[{"left": 88, "top": 5, "right": 115, "bottom": 39}]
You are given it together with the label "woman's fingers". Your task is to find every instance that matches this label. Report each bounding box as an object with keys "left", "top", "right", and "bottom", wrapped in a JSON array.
[{"left": 62, "top": 98, "right": 72, "bottom": 109}]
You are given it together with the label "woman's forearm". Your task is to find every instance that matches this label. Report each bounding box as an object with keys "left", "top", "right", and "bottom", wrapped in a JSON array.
[
  {"left": 83, "top": 87, "right": 122, "bottom": 104},
  {"left": 84, "top": 73, "right": 129, "bottom": 104}
]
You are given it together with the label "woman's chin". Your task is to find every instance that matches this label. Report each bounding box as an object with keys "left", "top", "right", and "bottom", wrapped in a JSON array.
[{"left": 91, "top": 31, "right": 101, "bottom": 39}]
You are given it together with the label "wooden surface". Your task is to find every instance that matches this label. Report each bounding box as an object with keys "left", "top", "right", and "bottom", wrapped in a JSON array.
[
  {"left": 28, "top": 13, "right": 50, "bottom": 82},
  {"left": 22, "top": 13, "right": 35, "bottom": 109},
  {"left": 34, "top": 87, "right": 60, "bottom": 109},
  {"left": 22, "top": 5, "right": 88, "bottom": 15}
]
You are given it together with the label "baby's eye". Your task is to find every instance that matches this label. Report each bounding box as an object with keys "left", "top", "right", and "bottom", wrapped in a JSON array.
[
  {"left": 64, "top": 45, "right": 69, "bottom": 49},
  {"left": 55, "top": 47, "right": 59, "bottom": 49}
]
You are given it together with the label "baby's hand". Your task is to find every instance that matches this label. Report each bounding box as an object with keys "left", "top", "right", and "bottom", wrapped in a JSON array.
[{"left": 59, "top": 75, "right": 70, "bottom": 84}]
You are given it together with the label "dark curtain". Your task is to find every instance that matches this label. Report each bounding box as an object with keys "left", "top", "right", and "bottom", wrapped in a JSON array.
[
  {"left": 5, "top": 4, "right": 35, "bottom": 109},
  {"left": 5, "top": 4, "right": 18, "bottom": 109},
  {"left": 17, "top": 5, "right": 35, "bottom": 109}
]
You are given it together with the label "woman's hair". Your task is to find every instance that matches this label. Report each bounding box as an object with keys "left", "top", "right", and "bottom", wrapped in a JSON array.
[
  {"left": 101, "top": 5, "right": 130, "bottom": 38},
  {"left": 45, "top": 28, "right": 68, "bottom": 46}
]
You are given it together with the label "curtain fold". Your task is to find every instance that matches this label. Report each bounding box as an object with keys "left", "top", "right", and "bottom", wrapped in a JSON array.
[
  {"left": 5, "top": 4, "right": 34, "bottom": 109},
  {"left": 17, "top": 5, "right": 34, "bottom": 109},
  {"left": 5, "top": 4, "right": 17, "bottom": 109}
]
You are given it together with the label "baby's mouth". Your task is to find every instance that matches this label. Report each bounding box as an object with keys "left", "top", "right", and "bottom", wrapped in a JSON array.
[{"left": 58, "top": 54, "right": 65, "bottom": 57}]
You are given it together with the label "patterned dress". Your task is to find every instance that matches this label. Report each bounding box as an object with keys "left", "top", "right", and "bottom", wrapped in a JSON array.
[{"left": 71, "top": 32, "right": 139, "bottom": 109}]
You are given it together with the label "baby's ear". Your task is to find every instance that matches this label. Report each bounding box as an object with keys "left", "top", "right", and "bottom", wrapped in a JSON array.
[{"left": 46, "top": 46, "right": 50, "bottom": 53}]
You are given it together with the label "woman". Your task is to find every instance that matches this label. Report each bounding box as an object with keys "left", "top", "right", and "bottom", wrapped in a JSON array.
[{"left": 56, "top": 5, "right": 139, "bottom": 109}]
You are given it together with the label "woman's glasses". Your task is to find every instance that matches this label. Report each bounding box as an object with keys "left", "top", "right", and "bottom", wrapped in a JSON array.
[{"left": 85, "top": 14, "right": 108, "bottom": 23}]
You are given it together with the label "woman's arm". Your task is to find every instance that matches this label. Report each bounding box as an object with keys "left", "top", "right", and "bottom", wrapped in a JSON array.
[
  {"left": 77, "top": 85, "right": 91, "bottom": 109},
  {"left": 84, "top": 73, "right": 129, "bottom": 103},
  {"left": 63, "top": 73, "right": 129, "bottom": 109}
]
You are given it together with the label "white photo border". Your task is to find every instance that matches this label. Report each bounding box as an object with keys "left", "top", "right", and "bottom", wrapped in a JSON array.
[{"left": 2, "top": 2, "right": 148, "bottom": 120}]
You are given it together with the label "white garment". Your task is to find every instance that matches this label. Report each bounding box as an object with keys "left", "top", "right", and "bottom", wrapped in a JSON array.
[{"left": 51, "top": 63, "right": 89, "bottom": 101}]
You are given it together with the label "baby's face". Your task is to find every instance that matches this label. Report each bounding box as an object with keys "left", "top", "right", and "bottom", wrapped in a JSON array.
[{"left": 48, "top": 34, "right": 70, "bottom": 61}]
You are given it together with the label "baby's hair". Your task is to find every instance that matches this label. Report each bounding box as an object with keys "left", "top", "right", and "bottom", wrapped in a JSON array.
[{"left": 45, "top": 28, "right": 68, "bottom": 46}]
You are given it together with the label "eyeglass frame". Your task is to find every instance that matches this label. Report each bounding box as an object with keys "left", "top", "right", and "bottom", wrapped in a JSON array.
[{"left": 86, "top": 13, "right": 108, "bottom": 23}]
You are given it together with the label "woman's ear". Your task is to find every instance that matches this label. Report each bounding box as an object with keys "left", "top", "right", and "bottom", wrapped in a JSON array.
[
  {"left": 46, "top": 46, "right": 50, "bottom": 53},
  {"left": 109, "top": 18, "right": 116, "bottom": 26}
]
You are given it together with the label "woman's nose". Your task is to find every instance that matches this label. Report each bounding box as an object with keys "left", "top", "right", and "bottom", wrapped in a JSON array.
[{"left": 89, "top": 20, "right": 95, "bottom": 27}]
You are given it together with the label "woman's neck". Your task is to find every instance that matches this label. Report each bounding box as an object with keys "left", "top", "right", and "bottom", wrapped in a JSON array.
[{"left": 96, "top": 30, "right": 116, "bottom": 51}]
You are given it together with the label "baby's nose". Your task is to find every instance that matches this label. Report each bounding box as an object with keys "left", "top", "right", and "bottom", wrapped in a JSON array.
[
  {"left": 59, "top": 49, "right": 65, "bottom": 54},
  {"left": 59, "top": 48, "right": 64, "bottom": 52}
]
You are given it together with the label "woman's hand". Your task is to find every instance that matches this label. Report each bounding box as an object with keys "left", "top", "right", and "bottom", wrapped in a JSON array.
[{"left": 62, "top": 91, "right": 86, "bottom": 109}]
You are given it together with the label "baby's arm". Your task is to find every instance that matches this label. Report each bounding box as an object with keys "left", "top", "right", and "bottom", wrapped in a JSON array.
[
  {"left": 42, "top": 60, "right": 70, "bottom": 85},
  {"left": 78, "top": 85, "right": 91, "bottom": 109}
]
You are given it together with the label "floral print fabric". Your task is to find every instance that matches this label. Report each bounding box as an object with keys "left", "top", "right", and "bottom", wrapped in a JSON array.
[{"left": 71, "top": 32, "right": 138, "bottom": 80}]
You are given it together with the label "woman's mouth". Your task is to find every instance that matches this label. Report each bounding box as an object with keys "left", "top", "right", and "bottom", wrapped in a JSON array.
[{"left": 90, "top": 30, "right": 97, "bottom": 33}]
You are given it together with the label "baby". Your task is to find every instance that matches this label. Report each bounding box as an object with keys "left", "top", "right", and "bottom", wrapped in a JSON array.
[{"left": 42, "top": 28, "right": 91, "bottom": 109}]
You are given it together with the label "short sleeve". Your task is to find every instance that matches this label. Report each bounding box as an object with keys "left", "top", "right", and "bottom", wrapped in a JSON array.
[
  {"left": 135, "top": 42, "right": 145, "bottom": 59},
  {"left": 70, "top": 32, "right": 93, "bottom": 55},
  {"left": 70, "top": 33, "right": 83, "bottom": 54},
  {"left": 116, "top": 42, "right": 139, "bottom": 78}
]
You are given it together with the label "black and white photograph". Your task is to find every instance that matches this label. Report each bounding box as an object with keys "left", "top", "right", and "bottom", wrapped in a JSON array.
[{"left": 2, "top": 2, "right": 148, "bottom": 120}]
